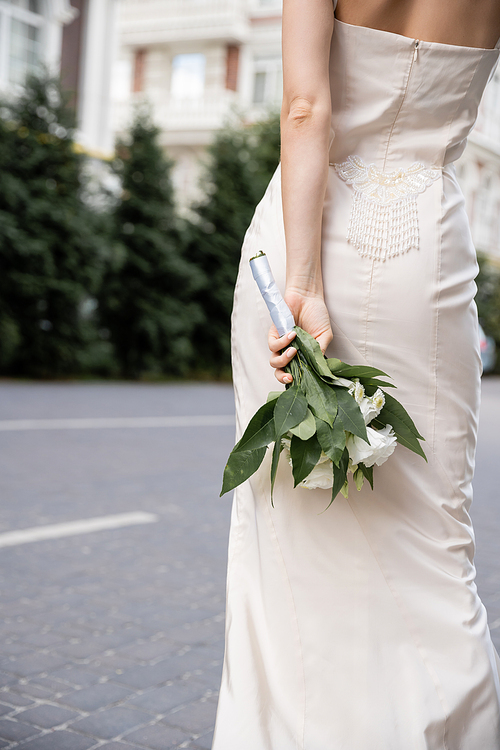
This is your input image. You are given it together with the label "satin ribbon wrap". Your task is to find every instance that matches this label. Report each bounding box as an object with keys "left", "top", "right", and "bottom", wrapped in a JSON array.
[{"left": 249, "top": 253, "right": 295, "bottom": 337}]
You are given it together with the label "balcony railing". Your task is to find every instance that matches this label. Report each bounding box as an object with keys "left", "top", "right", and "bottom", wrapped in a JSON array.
[
  {"left": 113, "top": 91, "right": 238, "bottom": 140},
  {"left": 119, "top": 0, "right": 250, "bottom": 44}
]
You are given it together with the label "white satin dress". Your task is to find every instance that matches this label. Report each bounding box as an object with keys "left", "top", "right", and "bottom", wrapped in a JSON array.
[{"left": 212, "top": 15, "right": 500, "bottom": 750}]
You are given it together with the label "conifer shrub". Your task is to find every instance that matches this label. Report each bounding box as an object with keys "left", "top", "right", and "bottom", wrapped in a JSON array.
[
  {"left": 185, "top": 110, "right": 281, "bottom": 375},
  {"left": 0, "top": 73, "right": 107, "bottom": 376},
  {"left": 476, "top": 252, "right": 500, "bottom": 373},
  {"left": 98, "top": 110, "right": 203, "bottom": 378}
]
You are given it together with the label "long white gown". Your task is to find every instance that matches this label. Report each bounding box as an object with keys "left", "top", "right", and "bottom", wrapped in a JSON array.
[{"left": 212, "top": 14, "right": 500, "bottom": 750}]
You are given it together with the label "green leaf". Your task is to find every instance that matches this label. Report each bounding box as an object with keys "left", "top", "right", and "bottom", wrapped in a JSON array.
[
  {"left": 326, "top": 357, "right": 343, "bottom": 372},
  {"left": 300, "top": 367, "right": 338, "bottom": 427},
  {"left": 289, "top": 408, "right": 316, "bottom": 440},
  {"left": 267, "top": 386, "right": 308, "bottom": 506},
  {"left": 353, "top": 467, "right": 365, "bottom": 491},
  {"left": 315, "top": 416, "right": 346, "bottom": 466},
  {"left": 290, "top": 433, "right": 322, "bottom": 487},
  {"left": 322, "top": 447, "right": 349, "bottom": 511},
  {"left": 274, "top": 384, "right": 308, "bottom": 437},
  {"left": 335, "top": 387, "right": 368, "bottom": 442},
  {"left": 371, "top": 414, "right": 426, "bottom": 460},
  {"left": 270, "top": 438, "right": 283, "bottom": 506},
  {"left": 377, "top": 389, "right": 424, "bottom": 440},
  {"left": 233, "top": 399, "right": 276, "bottom": 453},
  {"left": 220, "top": 446, "right": 267, "bottom": 496},
  {"left": 266, "top": 391, "right": 282, "bottom": 403},
  {"left": 358, "top": 462, "right": 373, "bottom": 489},
  {"left": 365, "top": 387, "right": 427, "bottom": 461},
  {"left": 357, "top": 378, "right": 396, "bottom": 389},
  {"left": 294, "top": 327, "right": 336, "bottom": 381},
  {"left": 327, "top": 361, "right": 390, "bottom": 379}
]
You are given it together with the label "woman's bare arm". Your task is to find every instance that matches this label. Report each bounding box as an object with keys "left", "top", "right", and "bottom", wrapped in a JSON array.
[{"left": 270, "top": 0, "right": 335, "bottom": 384}]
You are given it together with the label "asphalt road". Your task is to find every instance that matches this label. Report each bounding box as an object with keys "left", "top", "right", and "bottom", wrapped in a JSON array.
[{"left": 0, "top": 378, "right": 498, "bottom": 750}]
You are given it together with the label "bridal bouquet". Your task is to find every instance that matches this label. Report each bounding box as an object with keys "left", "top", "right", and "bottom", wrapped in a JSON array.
[{"left": 220, "top": 252, "right": 426, "bottom": 509}]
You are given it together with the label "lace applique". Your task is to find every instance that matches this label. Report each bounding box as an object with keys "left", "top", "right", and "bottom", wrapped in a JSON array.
[{"left": 333, "top": 155, "right": 441, "bottom": 261}]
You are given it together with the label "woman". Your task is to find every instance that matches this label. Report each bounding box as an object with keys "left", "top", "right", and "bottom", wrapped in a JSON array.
[{"left": 213, "top": 1, "right": 500, "bottom": 747}]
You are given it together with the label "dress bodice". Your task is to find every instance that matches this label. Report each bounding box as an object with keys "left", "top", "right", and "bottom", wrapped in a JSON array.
[{"left": 329, "top": 19, "right": 500, "bottom": 170}]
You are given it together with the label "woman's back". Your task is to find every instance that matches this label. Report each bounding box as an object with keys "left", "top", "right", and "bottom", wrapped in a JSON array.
[{"left": 336, "top": 0, "right": 500, "bottom": 50}]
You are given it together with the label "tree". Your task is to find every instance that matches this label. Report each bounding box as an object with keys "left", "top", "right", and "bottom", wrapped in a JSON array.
[
  {"left": 98, "top": 110, "right": 202, "bottom": 377},
  {"left": 0, "top": 73, "right": 106, "bottom": 376},
  {"left": 476, "top": 252, "right": 500, "bottom": 372},
  {"left": 185, "top": 110, "right": 281, "bottom": 374}
]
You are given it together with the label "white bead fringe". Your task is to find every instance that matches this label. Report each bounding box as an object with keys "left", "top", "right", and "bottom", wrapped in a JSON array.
[{"left": 333, "top": 155, "right": 441, "bottom": 261}]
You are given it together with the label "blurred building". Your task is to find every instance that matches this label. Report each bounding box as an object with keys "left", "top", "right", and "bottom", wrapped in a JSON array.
[
  {"left": 0, "top": 0, "right": 119, "bottom": 156},
  {"left": 112, "top": 1, "right": 500, "bottom": 258},
  {"left": 111, "top": 0, "right": 283, "bottom": 206},
  {"left": 456, "top": 71, "right": 500, "bottom": 262}
]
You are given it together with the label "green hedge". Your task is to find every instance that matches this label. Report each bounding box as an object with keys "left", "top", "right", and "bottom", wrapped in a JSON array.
[
  {"left": 0, "top": 70, "right": 281, "bottom": 379},
  {"left": 0, "top": 74, "right": 107, "bottom": 377},
  {"left": 476, "top": 252, "right": 500, "bottom": 373},
  {"left": 6, "top": 74, "right": 497, "bottom": 381}
]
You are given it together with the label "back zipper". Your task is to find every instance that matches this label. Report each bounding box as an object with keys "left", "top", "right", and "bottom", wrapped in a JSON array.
[{"left": 382, "top": 39, "right": 420, "bottom": 171}]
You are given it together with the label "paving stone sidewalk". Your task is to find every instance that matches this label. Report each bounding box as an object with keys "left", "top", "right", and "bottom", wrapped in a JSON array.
[
  {"left": 0, "top": 380, "right": 498, "bottom": 750},
  {"left": 0, "top": 383, "right": 236, "bottom": 750}
]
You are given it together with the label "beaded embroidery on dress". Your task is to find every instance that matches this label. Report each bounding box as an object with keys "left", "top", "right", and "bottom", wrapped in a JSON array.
[{"left": 334, "top": 155, "right": 441, "bottom": 261}]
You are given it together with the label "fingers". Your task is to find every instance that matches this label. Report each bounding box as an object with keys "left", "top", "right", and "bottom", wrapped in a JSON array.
[
  {"left": 268, "top": 327, "right": 297, "bottom": 384},
  {"left": 269, "top": 346, "right": 297, "bottom": 370},
  {"left": 316, "top": 329, "right": 333, "bottom": 354},
  {"left": 268, "top": 327, "right": 296, "bottom": 354},
  {"left": 275, "top": 368, "right": 292, "bottom": 384}
]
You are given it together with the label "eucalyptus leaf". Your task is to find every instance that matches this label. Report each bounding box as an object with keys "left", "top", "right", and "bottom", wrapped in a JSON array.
[
  {"left": 315, "top": 416, "right": 346, "bottom": 466},
  {"left": 294, "top": 327, "right": 336, "bottom": 381},
  {"left": 326, "top": 357, "right": 343, "bottom": 372},
  {"left": 300, "top": 367, "right": 337, "bottom": 427},
  {"left": 233, "top": 398, "right": 276, "bottom": 453},
  {"left": 266, "top": 391, "right": 282, "bottom": 403},
  {"left": 289, "top": 408, "right": 316, "bottom": 440},
  {"left": 336, "top": 387, "right": 369, "bottom": 442},
  {"left": 332, "top": 447, "right": 350, "bottom": 500},
  {"left": 327, "top": 361, "right": 390, "bottom": 379},
  {"left": 290, "top": 433, "right": 322, "bottom": 487},
  {"left": 371, "top": 412, "right": 427, "bottom": 460},
  {"left": 323, "top": 447, "right": 349, "bottom": 511},
  {"left": 358, "top": 462, "right": 374, "bottom": 489},
  {"left": 274, "top": 385, "right": 308, "bottom": 437},
  {"left": 369, "top": 388, "right": 424, "bottom": 439},
  {"left": 270, "top": 438, "right": 283, "bottom": 506},
  {"left": 357, "top": 378, "right": 395, "bottom": 389},
  {"left": 365, "top": 386, "right": 427, "bottom": 460},
  {"left": 353, "top": 467, "right": 365, "bottom": 491},
  {"left": 220, "top": 446, "right": 267, "bottom": 496}
]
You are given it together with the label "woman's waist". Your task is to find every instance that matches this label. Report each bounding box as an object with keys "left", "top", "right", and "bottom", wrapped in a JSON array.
[{"left": 329, "top": 127, "right": 467, "bottom": 173}]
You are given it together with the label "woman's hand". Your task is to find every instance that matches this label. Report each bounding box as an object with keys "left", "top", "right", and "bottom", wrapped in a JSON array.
[{"left": 268, "top": 289, "right": 333, "bottom": 384}]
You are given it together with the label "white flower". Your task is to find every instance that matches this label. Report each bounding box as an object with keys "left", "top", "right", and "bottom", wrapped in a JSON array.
[
  {"left": 359, "top": 388, "right": 385, "bottom": 425},
  {"left": 282, "top": 438, "right": 333, "bottom": 490},
  {"left": 349, "top": 380, "right": 365, "bottom": 404},
  {"left": 346, "top": 424, "right": 397, "bottom": 468},
  {"left": 298, "top": 453, "right": 333, "bottom": 490}
]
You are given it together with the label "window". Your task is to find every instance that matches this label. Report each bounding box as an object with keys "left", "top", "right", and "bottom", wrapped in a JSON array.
[
  {"left": 9, "top": 0, "right": 41, "bottom": 12},
  {"left": 171, "top": 53, "right": 205, "bottom": 100},
  {"left": 252, "top": 55, "right": 282, "bottom": 105},
  {"left": 0, "top": 0, "right": 44, "bottom": 87}
]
